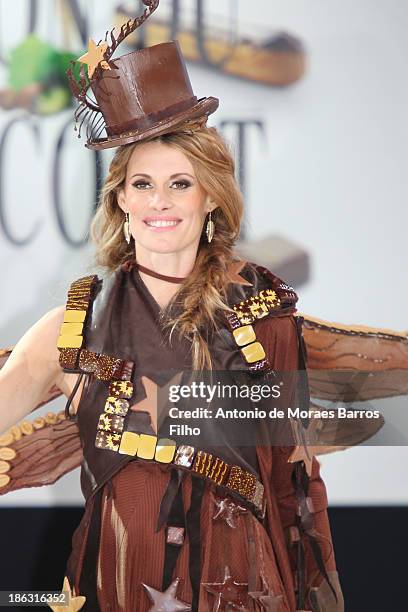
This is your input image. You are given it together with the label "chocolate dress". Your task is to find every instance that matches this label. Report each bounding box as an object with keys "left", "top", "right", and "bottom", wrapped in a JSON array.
[
  {"left": 2, "top": 258, "right": 407, "bottom": 609},
  {"left": 60, "top": 261, "right": 343, "bottom": 612}
]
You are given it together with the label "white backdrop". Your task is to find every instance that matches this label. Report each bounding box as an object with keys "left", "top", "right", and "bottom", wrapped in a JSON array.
[{"left": 0, "top": 0, "right": 407, "bottom": 506}]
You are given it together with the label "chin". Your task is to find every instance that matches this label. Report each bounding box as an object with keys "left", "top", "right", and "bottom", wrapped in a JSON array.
[{"left": 144, "top": 239, "right": 184, "bottom": 254}]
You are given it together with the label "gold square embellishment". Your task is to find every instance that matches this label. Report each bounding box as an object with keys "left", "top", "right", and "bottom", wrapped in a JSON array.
[
  {"left": 137, "top": 434, "right": 157, "bottom": 459},
  {"left": 119, "top": 432, "right": 140, "bottom": 456},
  {"left": 155, "top": 439, "right": 177, "bottom": 463},
  {"left": 241, "top": 341, "right": 265, "bottom": 363},
  {"left": 232, "top": 324, "right": 256, "bottom": 346}
]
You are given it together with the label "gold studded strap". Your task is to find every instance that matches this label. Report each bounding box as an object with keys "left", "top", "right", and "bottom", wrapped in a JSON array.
[
  {"left": 57, "top": 275, "right": 99, "bottom": 371},
  {"left": 95, "top": 419, "right": 266, "bottom": 519},
  {"left": 231, "top": 288, "right": 283, "bottom": 326},
  {"left": 57, "top": 276, "right": 134, "bottom": 381},
  {"left": 225, "top": 311, "right": 271, "bottom": 374},
  {"left": 253, "top": 264, "right": 299, "bottom": 309},
  {"left": 225, "top": 266, "right": 299, "bottom": 374}
]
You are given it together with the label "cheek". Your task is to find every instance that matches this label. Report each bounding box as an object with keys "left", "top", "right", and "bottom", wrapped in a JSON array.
[
  {"left": 124, "top": 192, "right": 147, "bottom": 215},
  {"left": 182, "top": 208, "right": 206, "bottom": 233},
  {"left": 180, "top": 195, "right": 206, "bottom": 220}
]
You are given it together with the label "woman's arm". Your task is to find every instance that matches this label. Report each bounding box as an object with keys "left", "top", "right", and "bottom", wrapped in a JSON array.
[
  {"left": 0, "top": 307, "right": 84, "bottom": 494},
  {"left": 0, "top": 306, "right": 67, "bottom": 435},
  {"left": 0, "top": 347, "right": 63, "bottom": 413}
]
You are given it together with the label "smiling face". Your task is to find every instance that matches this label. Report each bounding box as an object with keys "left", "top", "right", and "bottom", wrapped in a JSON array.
[{"left": 117, "top": 141, "right": 217, "bottom": 257}]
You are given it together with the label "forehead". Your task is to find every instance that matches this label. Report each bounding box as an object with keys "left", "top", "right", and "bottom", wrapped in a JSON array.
[{"left": 126, "top": 141, "right": 194, "bottom": 176}]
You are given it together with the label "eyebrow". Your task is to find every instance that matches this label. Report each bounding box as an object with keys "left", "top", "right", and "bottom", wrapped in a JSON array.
[{"left": 130, "top": 172, "right": 195, "bottom": 180}]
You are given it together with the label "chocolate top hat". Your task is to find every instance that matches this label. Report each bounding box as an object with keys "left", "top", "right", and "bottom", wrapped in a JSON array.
[{"left": 67, "top": 0, "right": 218, "bottom": 150}]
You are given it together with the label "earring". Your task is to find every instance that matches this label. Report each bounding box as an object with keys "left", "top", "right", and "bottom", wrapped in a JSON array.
[
  {"left": 123, "top": 212, "right": 131, "bottom": 244},
  {"left": 206, "top": 210, "right": 215, "bottom": 243}
]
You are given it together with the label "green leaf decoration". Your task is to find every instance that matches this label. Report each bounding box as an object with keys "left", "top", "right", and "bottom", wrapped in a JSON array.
[
  {"left": 8, "top": 33, "right": 83, "bottom": 90},
  {"left": 8, "top": 34, "right": 59, "bottom": 90}
]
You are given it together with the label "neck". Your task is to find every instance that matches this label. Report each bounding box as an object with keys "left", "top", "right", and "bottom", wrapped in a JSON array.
[
  {"left": 133, "top": 244, "right": 198, "bottom": 279},
  {"left": 135, "top": 263, "right": 186, "bottom": 283}
]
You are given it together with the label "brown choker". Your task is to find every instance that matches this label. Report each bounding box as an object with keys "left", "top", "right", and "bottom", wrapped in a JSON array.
[{"left": 135, "top": 263, "right": 187, "bottom": 284}]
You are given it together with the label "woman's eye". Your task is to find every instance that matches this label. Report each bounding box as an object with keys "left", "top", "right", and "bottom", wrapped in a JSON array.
[
  {"left": 132, "top": 181, "right": 150, "bottom": 189},
  {"left": 171, "top": 181, "right": 191, "bottom": 189}
]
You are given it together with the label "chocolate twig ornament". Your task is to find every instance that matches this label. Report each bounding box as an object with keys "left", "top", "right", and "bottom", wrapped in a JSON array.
[{"left": 66, "top": 0, "right": 160, "bottom": 141}]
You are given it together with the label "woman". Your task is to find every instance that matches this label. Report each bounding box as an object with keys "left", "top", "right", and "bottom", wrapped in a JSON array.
[
  {"left": 0, "top": 119, "right": 343, "bottom": 612},
  {"left": 4, "top": 113, "right": 407, "bottom": 611},
  {"left": 3, "top": 3, "right": 405, "bottom": 611},
  {"left": 63, "top": 122, "right": 345, "bottom": 612}
]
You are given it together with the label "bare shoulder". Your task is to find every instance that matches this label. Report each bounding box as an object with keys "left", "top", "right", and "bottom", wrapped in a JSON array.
[
  {"left": 9, "top": 305, "right": 65, "bottom": 367},
  {"left": 0, "top": 305, "right": 66, "bottom": 397}
]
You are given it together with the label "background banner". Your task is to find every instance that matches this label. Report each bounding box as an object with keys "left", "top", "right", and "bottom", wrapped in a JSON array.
[{"left": 1, "top": 0, "right": 407, "bottom": 506}]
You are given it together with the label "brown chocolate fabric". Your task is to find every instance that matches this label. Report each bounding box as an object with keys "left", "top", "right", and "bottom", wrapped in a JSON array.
[
  {"left": 74, "top": 262, "right": 282, "bottom": 503},
  {"left": 65, "top": 263, "right": 344, "bottom": 611}
]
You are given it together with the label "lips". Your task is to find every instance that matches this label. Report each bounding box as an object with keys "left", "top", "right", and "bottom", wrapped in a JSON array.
[{"left": 143, "top": 217, "right": 182, "bottom": 228}]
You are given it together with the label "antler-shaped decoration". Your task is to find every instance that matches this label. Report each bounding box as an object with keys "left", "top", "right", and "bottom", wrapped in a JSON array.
[
  {"left": 104, "top": 0, "right": 160, "bottom": 62},
  {"left": 66, "top": 0, "right": 160, "bottom": 141},
  {"left": 66, "top": 61, "right": 101, "bottom": 140}
]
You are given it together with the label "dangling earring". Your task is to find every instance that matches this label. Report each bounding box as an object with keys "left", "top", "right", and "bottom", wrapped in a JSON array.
[
  {"left": 206, "top": 210, "right": 215, "bottom": 243},
  {"left": 123, "top": 212, "right": 131, "bottom": 244}
]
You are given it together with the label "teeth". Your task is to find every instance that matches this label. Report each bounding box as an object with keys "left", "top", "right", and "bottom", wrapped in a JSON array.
[{"left": 146, "top": 220, "right": 179, "bottom": 227}]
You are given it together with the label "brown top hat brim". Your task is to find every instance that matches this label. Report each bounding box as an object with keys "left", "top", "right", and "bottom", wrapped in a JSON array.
[{"left": 85, "top": 96, "right": 219, "bottom": 151}]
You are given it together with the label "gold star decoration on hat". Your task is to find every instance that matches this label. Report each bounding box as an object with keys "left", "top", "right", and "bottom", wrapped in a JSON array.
[
  {"left": 48, "top": 576, "right": 85, "bottom": 611},
  {"left": 77, "top": 38, "right": 111, "bottom": 78},
  {"left": 226, "top": 259, "right": 253, "bottom": 287},
  {"left": 142, "top": 577, "right": 191, "bottom": 611}
]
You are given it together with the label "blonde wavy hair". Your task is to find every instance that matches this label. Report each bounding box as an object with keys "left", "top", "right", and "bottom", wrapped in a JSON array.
[{"left": 90, "top": 125, "right": 246, "bottom": 370}]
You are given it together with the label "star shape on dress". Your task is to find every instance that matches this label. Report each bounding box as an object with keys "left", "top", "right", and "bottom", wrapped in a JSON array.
[
  {"left": 287, "top": 443, "right": 315, "bottom": 477},
  {"left": 212, "top": 495, "right": 248, "bottom": 528},
  {"left": 226, "top": 260, "right": 253, "bottom": 287},
  {"left": 130, "top": 372, "right": 184, "bottom": 434},
  {"left": 248, "top": 575, "right": 284, "bottom": 611},
  {"left": 202, "top": 565, "right": 248, "bottom": 611},
  {"left": 141, "top": 577, "right": 191, "bottom": 611},
  {"left": 48, "top": 576, "right": 85, "bottom": 611},
  {"left": 131, "top": 375, "right": 159, "bottom": 433},
  {"left": 287, "top": 413, "right": 322, "bottom": 476},
  {"left": 77, "top": 38, "right": 111, "bottom": 78}
]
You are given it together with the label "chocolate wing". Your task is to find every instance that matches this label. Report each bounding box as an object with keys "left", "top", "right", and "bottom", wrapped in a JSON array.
[
  {"left": 0, "top": 347, "right": 82, "bottom": 495},
  {"left": 0, "top": 410, "right": 82, "bottom": 495},
  {"left": 300, "top": 313, "right": 408, "bottom": 401},
  {"left": 295, "top": 313, "right": 408, "bottom": 454}
]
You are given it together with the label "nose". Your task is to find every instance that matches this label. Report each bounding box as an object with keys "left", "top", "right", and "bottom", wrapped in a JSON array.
[{"left": 147, "top": 186, "right": 173, "bottom": 211}]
